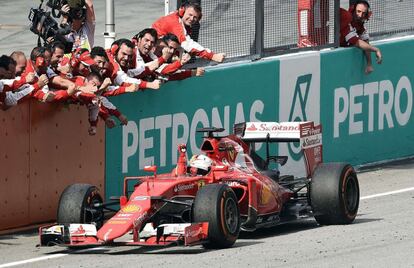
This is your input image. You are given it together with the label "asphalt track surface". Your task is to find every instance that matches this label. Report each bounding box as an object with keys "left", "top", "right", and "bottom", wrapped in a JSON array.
[{"left": 1, "top": 159, "right": 414, "bottom": 268}]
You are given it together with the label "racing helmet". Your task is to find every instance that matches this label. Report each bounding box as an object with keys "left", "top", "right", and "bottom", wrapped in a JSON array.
[{"left": 189, "top": 154, "right": 212, "bottom": 175}]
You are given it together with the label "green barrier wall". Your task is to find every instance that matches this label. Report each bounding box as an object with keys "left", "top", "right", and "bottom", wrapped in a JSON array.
[
  {"left": 106, "top": 37, "right": 414, "bottom": 199},
  {"left": 321, "top": 38, "right": 414, "bottom": 164}
]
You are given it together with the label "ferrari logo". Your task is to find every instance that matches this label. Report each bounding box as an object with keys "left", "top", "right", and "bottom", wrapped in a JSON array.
[
  {"left": 197, "top": 180, "right": 205, "bottom": 188},
  {"left": 227, "top": 145, "right": 235, "bottom": 161}
]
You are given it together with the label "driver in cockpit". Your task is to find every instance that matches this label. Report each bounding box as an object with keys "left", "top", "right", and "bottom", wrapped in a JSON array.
[{"left": 188, "top": 154, "right": 212, "bottom": 176}]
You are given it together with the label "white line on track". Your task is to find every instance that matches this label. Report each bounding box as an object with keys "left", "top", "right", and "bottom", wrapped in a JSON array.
[
  {"left": 0, "top": 254, "right": 68, "bottom": 268},
  {"left": 1, "top": 187, "right": 414, "bottom": 267},
  {"left": 0, "top": 247, "right": 106, "bottom": 268},
  {"left": 360, "top": 187, "right": 414, "bottom": 200}
]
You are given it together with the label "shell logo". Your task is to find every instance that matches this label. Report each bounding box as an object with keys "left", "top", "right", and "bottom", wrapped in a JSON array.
[{"left": 121, "top": 204, "right": 141, "bottom": 213}]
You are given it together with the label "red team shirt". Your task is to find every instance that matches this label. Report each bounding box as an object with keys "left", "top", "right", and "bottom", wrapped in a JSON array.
[
  {"left": 152, "top": 11, "right": 215, "bottom": 60},
  {"left": 340, "top": 8, "right": 369, "bottom": 47}
]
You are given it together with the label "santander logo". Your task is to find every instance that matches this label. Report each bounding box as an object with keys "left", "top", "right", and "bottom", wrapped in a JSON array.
[{"left": 246, "top": 124, "right": 258, "bottom": 131}]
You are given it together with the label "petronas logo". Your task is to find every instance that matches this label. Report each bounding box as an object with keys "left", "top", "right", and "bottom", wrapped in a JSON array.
[{"left": 288, "top": 74, "right": 312, "bottom": 160}]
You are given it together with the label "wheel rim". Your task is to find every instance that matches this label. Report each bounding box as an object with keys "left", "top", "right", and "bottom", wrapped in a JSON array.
[
  {"left": 344, "top": 175, "right": 359, "bottom": 214},
  {"left": 224, "top": 197, "right": 239, "bottom": 234},
  {"left": 84, "top": 195, "right": 103, "bottom": 225}
]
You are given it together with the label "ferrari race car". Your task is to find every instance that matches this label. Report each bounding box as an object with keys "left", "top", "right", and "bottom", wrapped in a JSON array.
[{"left": 40, "top": 121, "right": 360, "bottom": 249}]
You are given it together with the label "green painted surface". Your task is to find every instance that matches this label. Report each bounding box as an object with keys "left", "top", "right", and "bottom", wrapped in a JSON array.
[{"left": 321, "top": 39, "right": 414, "bottom": 165}]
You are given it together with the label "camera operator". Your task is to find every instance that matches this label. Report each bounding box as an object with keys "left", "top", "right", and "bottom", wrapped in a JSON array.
[{"left": 60, "top": 0, "right": 95, "bottom": 51}]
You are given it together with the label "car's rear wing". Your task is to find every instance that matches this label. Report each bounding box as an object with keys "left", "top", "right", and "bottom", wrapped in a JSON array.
[
  {"left": 234, "top": 121, "right": 323, "bottom": 177},
  {"left": 234, "top": 122, "right": 301, "bottom": 142},
  {"left": 234, "top": 122, "right": 321, "bottom": 143}
]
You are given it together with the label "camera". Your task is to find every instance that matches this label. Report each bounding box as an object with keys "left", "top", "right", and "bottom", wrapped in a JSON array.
[
  {"left": 46, "top": 0, "right": 86, "bottom": 21},
  {"left": 28, "top": 0, "right": 87, "bottom": 53},
  {"left": 28, "top": 7, "right": 73, "bottom": 53}
]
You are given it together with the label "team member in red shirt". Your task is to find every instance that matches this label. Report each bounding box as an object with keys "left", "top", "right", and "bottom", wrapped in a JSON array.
[
  {"left": 340, "top": 0, "right": 382, "bottom": 74},
  {"left": 90, "top": 45, "right": 160, "bottom": 94},
  {"left": 154, "top": 33, "right": 204, "bottom": 80},
  {"left": 129, "top": 28, "right": 171, "bottom": 81},
  {"left": 72, "top": 71, "right": 128, "bottom": 135},
  {"left": 0, "top": 55, "right": 35, "bottom": 109},
  {"left": 152, "top": 2, "right": 225, "bottom": 63},
  {"left": 23, "top": 46, "right": 97, "bottom": 102},
  {"left": 10, "top": 51, "right": 29, "bottom": 78}
]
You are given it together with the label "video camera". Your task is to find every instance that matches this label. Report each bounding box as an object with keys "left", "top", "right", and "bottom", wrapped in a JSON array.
[
  {"left": 28, "top": 0, "right": 85, "bottom": 53},
  {"left": 28, "top": 7, "right": 73, "bottom": 53},
  {"left": 46, "top": 0, "right": 86, "bottom": 21}
]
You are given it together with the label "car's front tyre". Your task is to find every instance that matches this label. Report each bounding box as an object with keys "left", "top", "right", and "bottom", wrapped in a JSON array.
[
  {"left": 57, "top": 183, "right": 104, "bottom": 228},
  {"left": 192, "top": 184, "right": 240, "bottom": 248}
]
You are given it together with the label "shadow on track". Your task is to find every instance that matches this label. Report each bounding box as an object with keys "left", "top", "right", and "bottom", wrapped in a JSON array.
[
  {"left": 239, "top": 220, "right": 319, "bottom": 240},
  {"left": 38, "top": 216, "right": 382, "bottom": 255}
]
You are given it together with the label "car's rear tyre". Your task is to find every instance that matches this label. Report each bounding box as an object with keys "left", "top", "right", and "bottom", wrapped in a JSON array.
[
  {"left": 192, "top": 184, "right": 240, "bottom": 248},
  {"left": 310, "top": 163, "right": 359, "bottom": 225},
  {"left": 57, "top": 183, "right": 104, "bottom": 228}
]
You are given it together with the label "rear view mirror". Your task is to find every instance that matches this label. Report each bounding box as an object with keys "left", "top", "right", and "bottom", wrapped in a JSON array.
[{"left": 144, "top": 165, "right": 157, "bottom": 177}]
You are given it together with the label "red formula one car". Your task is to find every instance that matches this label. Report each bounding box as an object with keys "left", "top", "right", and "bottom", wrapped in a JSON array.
[{"left": 40, "top": 121, "right": 360, "bottom": 249}]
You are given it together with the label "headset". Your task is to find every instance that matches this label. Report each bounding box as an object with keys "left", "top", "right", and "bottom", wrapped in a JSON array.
[
  {"left": 177, "top": 1, "right": 202, "bottom": 20},
  {"left": 35, "top": 57, "right": 47, "bottom": 68},
  {"left": 132, "top": 29, "right": 158, "bottom": 43},
  {"left": 110, "top": 43, "right": 119, "bottom": 56},
  {"left": 178, "top": 5, "right": 185, "bottom": 17},
  {"left": 70, "top": 48, "right": 89, "bottom": 68},
  {"left": 109, "top": 39, "right": 134, "bottom": 56},
  {"left": 349, "top": 0, "right": 371, "bottom": 20},
  {"left": 31, "top": 47, "right": 49, "bottom": 68}
]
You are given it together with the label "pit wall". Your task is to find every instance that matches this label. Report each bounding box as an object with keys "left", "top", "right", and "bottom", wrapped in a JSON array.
[
  {"left": 0, "top": 101, "right": 105, "bottom": 231},
  {"left": 106, "top": 37, "right": 414, "bottom": 199}
]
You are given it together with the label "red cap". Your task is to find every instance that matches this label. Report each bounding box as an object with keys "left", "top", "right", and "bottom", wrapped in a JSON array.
[{"left": 79, "top": 51, "right": 95, "bottom": 66}]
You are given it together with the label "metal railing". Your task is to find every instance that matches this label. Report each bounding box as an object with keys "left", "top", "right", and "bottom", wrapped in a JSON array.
[
  {"left": 360, "top": 0, "right": 414, "bottom": 40},
  {"left": 166, "top": 0, "right": 414, "bottom": 63}
]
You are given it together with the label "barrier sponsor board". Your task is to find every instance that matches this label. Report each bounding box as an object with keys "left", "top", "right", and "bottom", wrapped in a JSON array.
[
  {"left": 321, "top": 39, "right": 414, "bottom": 165},
  {"left": 279, "top": 52, "right": 321, "bottom": 177}
]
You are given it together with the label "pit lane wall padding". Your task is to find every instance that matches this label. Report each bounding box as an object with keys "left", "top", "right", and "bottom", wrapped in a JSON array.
[
  {"left": 0, "top": 101, "right": 105, "bottom": 231},
  {"left": 106, "top": 37, "right": 414, "bottom": 199}
]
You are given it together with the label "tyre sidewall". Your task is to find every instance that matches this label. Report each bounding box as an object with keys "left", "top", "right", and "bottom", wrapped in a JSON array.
[
  {"left": 193, "top": 184, "right": 240, "bottom": 248},
  {"left": 57, "top": 183, "right": 102, "bottom": 225},
  {"left": 310, "top": 163, "right": 359, "bottom": 224}
]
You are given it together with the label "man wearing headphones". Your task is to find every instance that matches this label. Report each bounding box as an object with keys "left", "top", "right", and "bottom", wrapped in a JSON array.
[
  {"left": 340, "top": 0, "right": 382, "bottom": 74},
  {"left": 106, "top": 39, "right": 161, "bottom": 90},
  {"left": 129, "top": 28, "right": 175, "bottom": 81},
  {"left": 23, "top": 46, "right": 97, "bottom": 102},
  {"left": 152, "top": 1, "right": 226, "bottom": 63},
  {"left": 154, "top": 33, "right": 205, "bottom": 81}
]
